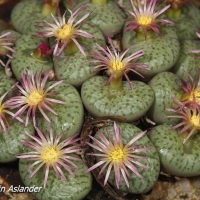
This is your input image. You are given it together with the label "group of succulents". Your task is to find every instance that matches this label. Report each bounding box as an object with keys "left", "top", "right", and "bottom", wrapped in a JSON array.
[{"left": 0, "top": 0, "right": 200, "bottom": 199}]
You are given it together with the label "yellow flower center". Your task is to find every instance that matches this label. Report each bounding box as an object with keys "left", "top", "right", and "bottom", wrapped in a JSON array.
[
  {"left": 109, "top": 147, "right": 126, "bottom": 163},
  {"left": 189, "top": 90, "right": 200, "bottom": 104},
  {"left": 40, "top": 146, "right": 60, "bottom": 165},
  {"left": 190, "top": 115, "right": 200, "bottom": 128},
  {"left": 137, "top": 16, "right": 154, "bottom": 26},
  {"left": 26, "top": 91, "right": 44, "bottom": 106},
  {"left": 0, "top": 104, "right": 4, "bottom": 114},
  {"left": 55, "top": 24, "right": 74, "bottom": 40},
  {"left": 111, "top": 60, "right": 124, "bottom": 72}
]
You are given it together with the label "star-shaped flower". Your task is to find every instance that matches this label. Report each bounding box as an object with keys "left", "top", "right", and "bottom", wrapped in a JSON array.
[
  {"left": 91, "top": 38, "right": 147, "bottom": 89},
  {"left": 37, "top": 5, "right": 94, "bottom": 56},
  {"left": 86, "top": 122, "right": 152, "bottom": 189},
  {"left": 124, "top": 0, "right": 174, "bottom": 37},
  {"left": 167, "top": 99, "right": 200, "bottom": 144},
  {"left": 6, "top": 70, "right": 66, "bottom": 126},
  {"left": 17, "top": 127, "right": 82, "bottom": 188}
]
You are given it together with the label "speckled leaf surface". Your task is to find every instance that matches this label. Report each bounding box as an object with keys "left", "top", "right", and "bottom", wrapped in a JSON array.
[
  {"left": 19, "top": 154, "right": 92, "bottom": 200},
  {"left": 149, "top": 124, "right": 200, "bottom": 177},
  {"left": 37, "top": 82, "right": 84, "bottom": 140},
  {"left": 172, "top": 16, "right": 200, "bottom": 40},
  {"left": 81, "top": 76, "right": 154, "bottom": 122},
  {"left": 122, "top": 27, "right": 180, "bottom": 79},
  {"left": 0, "top": 69, "right": 16, "bottom": 98},
  {"left": 171, "top": 40, "right": 200, "bottom": 83},
  {"left": 0, "top": 116, "right": 34, "bottom": 163},
  {"left": 171, "top": 4, "right": 200, "bottom": 40},
  {"left": 73, "top": 1, "right": 125, "bottom": 37},
  {"left": 94, "top": 123, "right": 160, "bottom": 194},
  {"left": 148, "top": 72, "right": 183, "bottom": 125},
  {"left": 11, "top": 34, "right": 53, "bottom": 80},
  {"left": 185, "top": 3, "right": 200, "bottom": 25},
  {"left": 20, "top": 14, "right": 53, "bottom": 35},
  {"left": 54, "top": 23, "right": 106, "bottom": 87},
  {"left": 11, "top": 0, "right": 42, "bottom": 34}
]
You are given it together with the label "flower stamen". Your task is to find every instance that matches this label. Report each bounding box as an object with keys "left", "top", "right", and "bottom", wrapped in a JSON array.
[
  {"left": 55, "top": 24, "right": 74, "bottom": 40},
  {"left": 109, "top": 147, "right": 126, "bottom": 163},
  {"left": 40, "top": 146, "right": 60, "bottom": 165},
  {"left": 190, "top": 114, "right": 200, "bottom": 128},
  {"left": 26, "top": 91, "right": 44, "bottom": 106},
  {"left": 111, "top": 60, "right": 124, "bottom": 72},
  {"left": 137, "top": 16, "right": 154, "bottom": 26}
]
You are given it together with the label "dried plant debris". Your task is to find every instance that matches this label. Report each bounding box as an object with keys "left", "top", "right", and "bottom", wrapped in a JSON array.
[{"left": 0, "top": 165, "right": 36, "bottom": 200}]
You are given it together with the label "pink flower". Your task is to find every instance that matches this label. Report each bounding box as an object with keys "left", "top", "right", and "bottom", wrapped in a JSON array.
[
  {"left": 124, "top": 0, "right": 174, "bottom": 37},
  {"left": 167, "top": 99, "right": 200, "bottom": 144},
  {"left": 0, "top": 32, "right": 15, "bottom": 67},
  {"left": 37, "top": 5, "right": 94, "bottom": 56},
  {"left": 91, "top": 38, "right": 147, "bottom": 88},
  {"left": 179, "top": 69, "right": 200, "bottom": 107},
  {"left": 7, "top": 70, "right": 66, "bottom": 126},
  {"left": 17, "top": 127, "right": 82, "bottom": 188},
  {"left": 0, "top": 85, "right": 24, "bottom": 134},
  {"left": 86, "top": 122, "right": 151, "bottom": 189}
]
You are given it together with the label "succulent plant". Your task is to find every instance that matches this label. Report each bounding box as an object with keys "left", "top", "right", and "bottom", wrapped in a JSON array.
[
  {"left": 86, "top": 121, "right": 160, "bottom": 194},
  {"left": 2, "top": 0, "right": 200, "bottom": 199},
  {"left": 18, "top": 126, "right": 92, "bottom": 199},
  {"left": 81, "top": 39, "right": 154, "bottom": 121}
]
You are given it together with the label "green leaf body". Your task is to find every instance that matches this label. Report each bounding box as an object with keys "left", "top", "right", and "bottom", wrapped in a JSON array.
[
  {"left": 148, "top": 72, "right": 183, "bottom": 125},
  {"left": 171, "top": 40, "right": 200, "bottom": 83},
  {"left": 54, "top": 23, "right": 106, "bottom": 87},
  {"left": 73, "top": 0, "right": 125, "bottom": 37},
  {"left": 19, "top": 154, "right": 92, "bottom": 200},
  {"left": 81, "top": 76, "right": 154, "bottom": 122},
  {"left": 172, "top": 4, "right": 200, "bottom": 40},
  {"left": 11, "top": 34, "right": 53, "bottom": 80},
  {"left": 0, "top": 116, "right": 34, "bottom": 163},
  {"left": 37, "top": 82, "right": 84, "bottom": 140},
  {"left": 94, "top": 123, "right": 160, "bottom": 194},
  {"left": 122, "top": 27, "right": 180, "bottom": 79},
  {"left": 149, "top": 124, "right": 200, "bottom": 177},
  {"left": 11, "top": 0, "right": 52, "bottom": 34},
  {"left": 11, "top": 0, "right": 41, "bottom": 34},
  {"left": 0, "top": 69, "right": 16, "bottom": 98}
]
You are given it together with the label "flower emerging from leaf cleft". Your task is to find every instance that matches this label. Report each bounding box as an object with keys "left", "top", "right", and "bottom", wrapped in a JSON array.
[
  {"left": 0, "top": 32, "right": 16, "bottom": 67},
  {"left": 124, "top": 0, "right": 174, "bottom": 38},
  {"left": 37, "top": 5, "right": 95, "bottom": 56},
  {"left": 6, "top": 70, "right": 66, "bottom": 127},
  {"left": 86, "top": 122, "right": 152, "bottom": 189},
  {"left": 167, "top": 98, "right": 200, "bottom": 144},
  {"left": 179, "top": 69, "right": 200, "bottom": 107},
  {"left": 91, "top": 38, "right": 148, "bottom": 89},
  {"left": 17, "top": 127, "right": 82, "bottom": 188}
]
